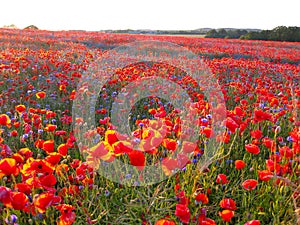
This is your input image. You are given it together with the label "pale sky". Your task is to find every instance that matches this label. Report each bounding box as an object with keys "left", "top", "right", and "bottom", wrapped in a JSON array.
[{"left": 1, "top": 0, "right": 299, "bottom": 31}]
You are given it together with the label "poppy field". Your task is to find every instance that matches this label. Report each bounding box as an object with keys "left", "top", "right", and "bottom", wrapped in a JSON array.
[{"left": 0, "top": 28, "right": 299, "bottom": 225}]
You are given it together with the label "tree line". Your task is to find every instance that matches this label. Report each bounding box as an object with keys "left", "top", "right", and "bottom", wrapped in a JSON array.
[{"left": 205, "top": 26, "right": 300, "bottom": 42}]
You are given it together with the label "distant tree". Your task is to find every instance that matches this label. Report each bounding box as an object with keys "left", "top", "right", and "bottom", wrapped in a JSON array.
[
  {"left": 205, "top": 29, "right": 218, "bottom": 38},
  {"left": 217, "top": 29, "right": 228, "bottom": 38},
  {"left": 240, "top": 26, "right": 300, "bottom": 42},
  {"left": 24, "top": 25, "right": 39, "bottom": 30},
  {"left": 3, "top": 24, "right": 17, "bottom": 28}
]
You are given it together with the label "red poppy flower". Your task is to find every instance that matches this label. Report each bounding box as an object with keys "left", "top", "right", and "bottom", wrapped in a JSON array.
[
  {"left": 244, "top": 220, "right": 260, "bottom": 225},
  {"left": 220, "top": 198, "right": 237, "bottom": 210},
  {"left": 198, "top": 217, "right": 216, "bottom": 225},
  {"left": 202, "top": 127, "right": 214, "bottom": 138},
  {"left": 254, "top": 109, "right": 272, "bottom": 122},
  {"left": 258, "top": 170, "right": 273, "bottom": 181},
  {"left": 42, "top": 140, "right": 55, "bottom": 153},
  {"left": 234, "top": 106, "right": 245, "bottom": 117},
  {"left": 15, "top": 183, "right": 31, "bottom": 195},
  {"left": 58, "top": 144, "right": 68, "bottom": 157},
  {"left": 45, "top": 152, "right": 61, "bottom": 165},
  {"left": 18, "top": 147, "right": 33, "bottom": 159},
  {"left": 39, "top": 173, "right": 57, "bottom": 187},
  {"left": 279, "top": 146, "right": 293, "bottom": 159},
  {"left": 216, "top": 174, "right": 229, "bottom": 184},
  {"left": 242, "top": 179, "right": 258, "bottom": 191},
  {"left": 235, "top": 159, "right": 246, "bottom": 170},
  {"left": 162, "top": 158, "right": 178, "bottom": 176},
  {"left": 219, "top": 209, "right": 234, "bottom": 222},
  {"left": 128, "top": 150, "right": 145, "bottom": 171},
  {"left": 182, "top": 141, "right": 197, "bottom": 154},
  {"left": 177, "top": 190, "right": 190, "bottom": 206},
  {"left": 56, "top": 204, "right": 76, "bottom": 225},
  {"left": 266, "top": 159, "right": 281, "bottom": 173},
  {"left": 0, "top": 186, "right": 12, "bottom": 207},
  {"left": 195, "top": 193, "right": 209, "bottom": 204},
  {"left": 112, "top": 141, "right": 133, "bottom": 155},
  {"left": 162, "top": 138, "right": 178, "bottom": 151},
  {"left": 262, "top": 137, "right": 276, "bottom": 152},
  {"left": 225, "top": 117, "right": 239, "bottom": 133},
  {"left": 175, "top": 203, "right": 190, "bottom": 224},
  {"left": 245, "top": 144, "right": 260, "bottom": 154},
  {"left": 10, "top": 130, "right": 18, "bottom": 137},
  {"left": 10, "top": 191, "right": 29, "bottom": 210},
  {"left": 250, "top": 130, "right": 263, "bottom": 139}
]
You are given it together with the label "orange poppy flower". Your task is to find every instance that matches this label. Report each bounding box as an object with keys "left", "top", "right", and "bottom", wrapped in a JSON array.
[
  {"left": 155, "top": 219, "right": 176, "bottom": 225},
  {"left": 235, "top": 160, "right": 246, "bottom": 170},
  {"left": 0, "top": 114, "right": 11, "bottom": 127},
  {"left": 105, "top": 130, "right": 119, "bottom": 145},
  {"left": 22, "top": 158, "right": 55, "bottom": 176},
  {"left": 36, "top": 91, "right": 46, "bottom": 99},
  {"left": 0, "top": 158, "right": 18, "bottom": 176},
  {"left": 162, "top": 138, "right": 178, "bottom": 151},
  {"left": 15, "top": 104, "right": 26, "bottom": 113},
  {"left": 219, "top": 210, "right": 234, "bottom": 222},
  {"left": 89, "top": 141, "right": 113, "bottom": 161},
  {"left": 55, "top": 164, "right": 69, "bottom": 177},
  {"left": 44, "top": 124, "right": 57, "bottom": 132},
  {"left": 34, "top": 192, "right": 61, "bottom": 213}
]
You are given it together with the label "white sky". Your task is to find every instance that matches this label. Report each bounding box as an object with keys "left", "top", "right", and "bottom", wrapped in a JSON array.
[{"left": 1, "top": 0, "right": 299, "bottom": 31}]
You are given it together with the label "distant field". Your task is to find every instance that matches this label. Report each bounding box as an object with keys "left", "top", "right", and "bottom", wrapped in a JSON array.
[{"left": 151, "top": 34, "right": 206, "bottom": 38}]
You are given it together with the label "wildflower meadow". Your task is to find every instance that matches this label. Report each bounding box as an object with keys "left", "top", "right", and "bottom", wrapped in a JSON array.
[{"left": 0, "top": 28, "right": 299, "bottom": 224}]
